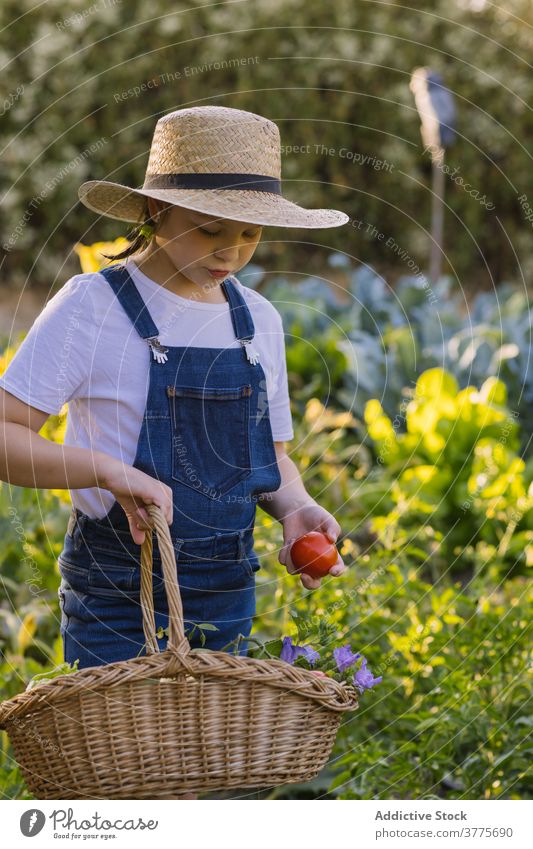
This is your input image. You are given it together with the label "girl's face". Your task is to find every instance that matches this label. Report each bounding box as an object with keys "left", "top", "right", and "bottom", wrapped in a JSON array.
[{"left": 148, "top": 200, "right": 262, "bottom": 288}]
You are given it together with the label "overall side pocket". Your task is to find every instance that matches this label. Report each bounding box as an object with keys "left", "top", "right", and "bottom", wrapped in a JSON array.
[{"left": 241, "top": 551, "right": 261, "bottom": 579}]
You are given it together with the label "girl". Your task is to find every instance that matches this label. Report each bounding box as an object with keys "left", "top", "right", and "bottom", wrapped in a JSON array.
[{"left": 0, "top": 105, "right": 349, "bottom": 672}]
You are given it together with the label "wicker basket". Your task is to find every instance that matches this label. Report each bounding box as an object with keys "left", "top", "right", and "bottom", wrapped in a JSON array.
[{"left": 0, "top": 504, "right": 359, "bottom": 799}]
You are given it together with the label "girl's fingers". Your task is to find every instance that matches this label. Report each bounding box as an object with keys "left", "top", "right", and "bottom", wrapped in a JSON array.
[
  {"left": 129, "top": 521, "right": 146, "bottom": 545},
  {"left": 137, "top": 506, "right": 151, "bottom": 526},
  {"left": 319, "top": 519, "right": 341, "bottom": 543},
  {"left": 285, "top": 549, "right": 297, "bottom": 574},
  {"left": 286, "top": 550, "right": 302, "bottom": 575},
  {"left": 279, "top": 537, "right": 296, "bottom": 570},
  {"left": 134, "top": 509, "right": 153, "bottom": 532},
  {"left": 329, "top": 553, "right": 347, "bottom": 577},
  {"left": 300, "top": 573, "right": 321, "bottom": 590}
]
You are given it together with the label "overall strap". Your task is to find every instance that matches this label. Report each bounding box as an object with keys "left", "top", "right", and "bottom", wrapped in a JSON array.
[
  {"left": 98, "top": 264, "right": 259, "bottom": 365},
  {"left": 221, "top": 276, "right": 256, "bottom": 341},
  {"left": 98, "top": 263, "right": 160, "bottom": 339}
]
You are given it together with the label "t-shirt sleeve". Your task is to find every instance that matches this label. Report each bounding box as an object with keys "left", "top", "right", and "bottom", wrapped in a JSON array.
[
  {"left": 268, "top": 315, "right": 294, "bottom": 441},
  {"left": 0, "top": 276, "right": 96, "bottom": 416}
]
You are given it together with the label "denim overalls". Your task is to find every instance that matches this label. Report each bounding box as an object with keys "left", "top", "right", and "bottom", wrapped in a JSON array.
[{"left": 58, "top": 263, "right": 282, "bottom": 669}]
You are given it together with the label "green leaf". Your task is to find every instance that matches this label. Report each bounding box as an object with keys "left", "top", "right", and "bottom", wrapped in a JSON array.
[
  {"left": 416, "top": 368, "right": 459, "bottom": 400},
  {"left": 329, "top": 769, "right": 353, "bottom": 790},
  {"left": 25, "top": 660, "right": 80, "bottom": 691}
]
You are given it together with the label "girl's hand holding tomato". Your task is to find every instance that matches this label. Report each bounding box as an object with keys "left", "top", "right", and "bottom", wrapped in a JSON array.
[{"left": 278, "top": 502, "right": 347, "bottom": 589}]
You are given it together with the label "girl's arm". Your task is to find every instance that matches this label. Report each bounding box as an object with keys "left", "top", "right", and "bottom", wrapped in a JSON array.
[
  {"left": 0, "top": 389, "right": 173, "bottom": 543},
  {"left": 259, "top": 441, "right": 347, "bottom": 589},
  {"left": 0, "top": 388, "right": 110, "bottom": 489},
  {"left": 260, "top": 442, "right": 318, "bottom": 520}
]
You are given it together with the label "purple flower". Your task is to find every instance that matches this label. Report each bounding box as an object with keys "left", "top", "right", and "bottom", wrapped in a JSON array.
[
  {"left": 352, "top": 656, "right": 383, "bottom": 694},
  {"left": 333, "top": 644, "right": 361, "bottom": 673},
  {"left": 280, "top": 636, "right": 320, "bottom": 667},
  {"left": 280, "top": 636, "right": 298, "bottom": 663},
  {"left": 299, "top": 645, "right": 320, "bottom": 667}
]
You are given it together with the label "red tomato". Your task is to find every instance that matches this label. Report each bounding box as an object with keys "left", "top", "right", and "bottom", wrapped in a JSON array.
[{"left": 290, "top": 532, "right": 338, "bottom": 579}]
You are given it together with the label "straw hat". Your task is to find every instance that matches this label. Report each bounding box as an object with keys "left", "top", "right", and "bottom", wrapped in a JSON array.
[{"left": 78, "top": 106, "right": 349, "bottom": 229}]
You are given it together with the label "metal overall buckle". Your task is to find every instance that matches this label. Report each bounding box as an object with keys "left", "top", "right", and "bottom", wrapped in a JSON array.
[
  {"left": 146, "top": 336, "right": 169, "bottom": 364},
  {"left": 240, "top": 338, "right": 260, "bottom": 365}
]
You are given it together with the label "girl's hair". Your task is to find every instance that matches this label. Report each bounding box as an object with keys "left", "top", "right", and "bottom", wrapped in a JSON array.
[{"left": 100, "top": 199, "right": 173, "bottom": 262}]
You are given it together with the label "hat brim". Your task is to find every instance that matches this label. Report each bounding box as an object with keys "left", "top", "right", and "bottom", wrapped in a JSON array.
[{"left": 78, "top": 180, "right": 349, "bottom": 229}]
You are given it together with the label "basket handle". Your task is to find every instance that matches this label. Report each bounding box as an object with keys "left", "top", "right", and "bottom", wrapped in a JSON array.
[{"left": 140, "top": 503, "right": 192, "bottom": 662}]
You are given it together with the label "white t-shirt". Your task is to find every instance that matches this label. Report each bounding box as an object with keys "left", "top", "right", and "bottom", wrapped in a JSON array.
[{"left": 0, "top": 258, "right": 294, "bottom": 518}]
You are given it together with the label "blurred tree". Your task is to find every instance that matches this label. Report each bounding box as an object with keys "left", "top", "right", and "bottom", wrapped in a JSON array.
[{"left": 0, "top": 0, "right": 532, "bottom": 293}]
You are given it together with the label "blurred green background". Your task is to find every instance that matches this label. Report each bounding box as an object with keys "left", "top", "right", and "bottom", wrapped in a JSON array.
[
  {"left": 1, "top": 0, "right": 532, "bottom": 295},
  {"left": 1, "top": 0, "right": 532, "bottom": 802}
]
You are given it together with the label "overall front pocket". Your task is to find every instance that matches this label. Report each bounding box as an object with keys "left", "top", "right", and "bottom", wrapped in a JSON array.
[{"left": 167, "top": 383, "right": 252, "bottom": 499}]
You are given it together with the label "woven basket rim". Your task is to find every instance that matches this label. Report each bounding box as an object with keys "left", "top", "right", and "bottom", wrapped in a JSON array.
[
  {"left": 0, "top": 505, "right": 359, "bottom": 734},
  {"left": 0, "top": 647, "right": 359, "bottom": 730}
]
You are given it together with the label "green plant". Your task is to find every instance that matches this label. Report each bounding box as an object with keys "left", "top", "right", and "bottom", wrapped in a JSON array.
[
  {"left": 265, "top": 264, "right": 533, "bottom": 456},
  {"left": 254, "top": 539, "right": 533, "bottom": 800},
  {"left": 361, "top": 368, "right": 533, "bottom": 579},
  {"left": 25, "top": 659, "right": 80, "bottom": 690}
]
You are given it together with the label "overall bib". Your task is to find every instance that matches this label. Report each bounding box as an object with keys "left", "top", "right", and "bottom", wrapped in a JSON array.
[{"left": 58, "top": 264, "right": 282, "bottom": 669}]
